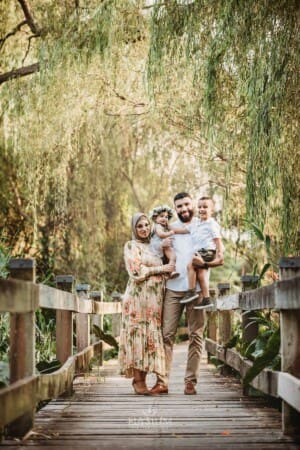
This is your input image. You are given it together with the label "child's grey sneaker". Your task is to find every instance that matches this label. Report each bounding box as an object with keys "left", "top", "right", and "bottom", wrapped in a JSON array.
[
  {"left": 194, "top": 297, "right": 213, "bottom": 309},
  {"left": 180, "top": 289, "right": 199, "bottom": 304}
]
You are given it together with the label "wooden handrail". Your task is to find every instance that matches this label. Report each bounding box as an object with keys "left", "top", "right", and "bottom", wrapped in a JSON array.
[
  {"left": 0, "top": 279, "right": 122, "bottom": 314},
  {"left": 0, "top": 258, "right": 122, "bottom": 438},
  {"left": 205, "top": 258, "right": 300, "bottom": 436}
]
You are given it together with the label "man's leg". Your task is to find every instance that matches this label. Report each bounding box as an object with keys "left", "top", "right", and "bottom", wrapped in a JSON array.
[
  {"left": 184, "top": 295, "right": 205, "bottom": 386},
  {"left": 156, "top": 289, "right": 184, "bottom": 387}
]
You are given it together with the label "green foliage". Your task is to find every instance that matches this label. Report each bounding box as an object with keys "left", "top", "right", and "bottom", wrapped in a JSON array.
[
  {"left": 0, "top": 311, "right": 9, "bottom": 389},
  {"left": 35, "top": 309, "right": 56, "bottom": 364},
  {"left": 0, "top": 361, "right": 9, "bottom": 388},
  {"left": 226, "top": 310, "right": 281, "bottom": 386},
  {"left": 92, "top": 324, "right": 119, "bottom": 350},
  {"left": 0, "top": 239, "right": 10, "bottom": 279},
  {"left": 243, "top": 327, "right": 280, "bottom": 386},
  {"left": 148, "top": 0, "right": 300, "bottom": 254}
]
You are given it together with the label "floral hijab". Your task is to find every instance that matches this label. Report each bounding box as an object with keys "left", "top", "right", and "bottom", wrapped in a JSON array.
[{"left": 131, "top": 212, "right": 150, "bottom": 243}]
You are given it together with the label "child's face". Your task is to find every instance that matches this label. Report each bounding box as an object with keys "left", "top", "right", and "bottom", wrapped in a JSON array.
[
  {"left": 155, "top": 212, "right": 169, "bottom": 226},
  {"left": 198, "top": 199, "right": 214, "bottom": 221}
]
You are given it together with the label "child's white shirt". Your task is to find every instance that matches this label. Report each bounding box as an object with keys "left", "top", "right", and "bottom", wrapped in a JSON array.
[{"left": 186, "top": 217, "right": 221, "bottom": 252}]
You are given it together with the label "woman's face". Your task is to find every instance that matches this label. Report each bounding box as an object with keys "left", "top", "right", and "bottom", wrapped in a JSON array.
[{"left": 135, "top": 217, "right": 151, "bottom": 240}]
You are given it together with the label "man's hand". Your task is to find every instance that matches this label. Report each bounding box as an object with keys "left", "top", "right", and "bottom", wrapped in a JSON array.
[{"left": 192, "top": 253, "right": 205, "bottom": 268}]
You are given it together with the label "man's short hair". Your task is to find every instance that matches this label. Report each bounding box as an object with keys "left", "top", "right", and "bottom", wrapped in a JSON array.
[{"left": 173, "top": 192, "right": 191, "bottom": 203}]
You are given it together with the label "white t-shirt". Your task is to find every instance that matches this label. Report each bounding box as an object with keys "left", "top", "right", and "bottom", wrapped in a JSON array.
[
  {"left": 166, "top": 218, "right": 209, "bottom": 292},
  {"left": 187, "top": 217, "right": 221, "bottom": 253}
]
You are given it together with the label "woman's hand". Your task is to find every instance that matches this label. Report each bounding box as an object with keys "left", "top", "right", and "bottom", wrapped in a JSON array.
[{"left": 162, "top": 263, "right": 175, "bottom": 273}]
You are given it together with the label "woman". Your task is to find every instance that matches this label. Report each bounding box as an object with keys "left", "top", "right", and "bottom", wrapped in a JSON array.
[{"left": 118, "top": 212, "right": 174, "bottom": 395}]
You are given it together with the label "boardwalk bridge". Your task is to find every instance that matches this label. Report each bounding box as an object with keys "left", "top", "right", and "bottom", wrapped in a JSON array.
[{"left": 0, "top": 258, "right": 300, "bottom": 449}]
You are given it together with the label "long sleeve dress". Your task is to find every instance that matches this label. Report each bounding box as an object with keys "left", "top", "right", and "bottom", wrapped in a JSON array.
[{"left": 118, "top": 240, "right": 166, "bottom": 378}]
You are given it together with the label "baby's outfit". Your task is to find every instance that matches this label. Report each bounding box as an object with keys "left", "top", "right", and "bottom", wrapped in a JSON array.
[{"left": 150, "top": 223, "right": 168, "bottom": 258}]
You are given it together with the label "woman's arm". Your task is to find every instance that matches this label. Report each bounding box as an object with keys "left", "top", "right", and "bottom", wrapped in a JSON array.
[{"left": 124, "top": 241, "right": 174, "bottom": 282}]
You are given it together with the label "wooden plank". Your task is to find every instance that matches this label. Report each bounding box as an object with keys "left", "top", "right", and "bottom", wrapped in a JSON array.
[
  {"left": 0, "top": 376, "right": 37, "bottom": 428},
  {"left": 39, "top": 284, "right": 78, "bottom": 311},
  {"left": 0, "top": 341, "right": 102, "bottom": 431},
  {"left": 0, "top": 278, "right": 39, "bottom": 313},
  {"left": 2, "top": 343, "right": 299, "bottom": 450},
  {"left": 278, "top": 372, "right": 300, "bottom": 412},
  {"left": 217, "top": 293, "right": 239, "bottom": 310},
  {"left": 275, "top": 276, "right": 300, "bottom": 310},
  {"left": 205, "top": 339, "right": 279, "bottom": 397},
  {"left": 37, "top": 358, "right": 75, "bottom": 401},
  {"left": 239, "top": 284, "right": 275, "bottom": 310},
  {"left": 280, "top": 263, "right": 300, "bottom": 436}
]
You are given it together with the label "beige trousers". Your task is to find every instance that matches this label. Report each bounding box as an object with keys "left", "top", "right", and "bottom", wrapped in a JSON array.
[{"left": 157, "top": 289, "right": 205, "bottom": 386}]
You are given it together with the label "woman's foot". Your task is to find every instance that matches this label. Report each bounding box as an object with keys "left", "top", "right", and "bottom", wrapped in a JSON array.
[{"left": 132, "top": 379, "right": 151, "bottom": 395}]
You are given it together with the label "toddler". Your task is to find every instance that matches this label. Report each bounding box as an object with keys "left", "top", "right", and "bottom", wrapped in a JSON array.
[
  {"left": 180, "top": 196, "right": 224, "bottom": 308},
  {"left": 150, "top": 205, "right": 187, "bottom": 279}
]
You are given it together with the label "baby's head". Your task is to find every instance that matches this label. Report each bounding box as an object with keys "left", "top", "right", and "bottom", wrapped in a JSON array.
[
  {"left": 198, "top": 196, "right": 215, "bottom": 221},
  {"left": 151, "top": 205, "right": 173, "bottom": 226}
]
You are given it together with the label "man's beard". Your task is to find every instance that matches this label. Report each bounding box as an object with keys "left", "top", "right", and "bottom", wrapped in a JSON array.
[{"left": 178, "top": 209, "right": 194, "bottom": 223}]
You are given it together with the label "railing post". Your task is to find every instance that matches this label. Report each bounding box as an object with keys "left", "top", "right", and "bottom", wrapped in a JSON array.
[
  {"left": 8, "top": 258, "right": 36, "bottom": 437},
  {"left": 111, "top": 292, "right": 122, "bottom": 337},
  {"left": 207, "top": 288, "right": 217, "bottom": 362},
  {"left": 9, "top": 258, "right": 36, "bottom": 382},
  {"left": 90, "top": 291, "right": 103, "bottom": 343},
  {"left": 75, "top": 284, "right": 90, "bottom": 352},
  {"left": 55, "top": 275, "right": 75, "bottom": 364},
  {"left": 217, "top": 283, "right": 231, "bottom": 345},
  {"left": 279, "top": 257, "right": 300, "bottom": 435},
  {"left": 241, "top": 275, "right": 259, "bottom": 345},
  {"left": 217, "top": 283, "right": 232, "bottom": 375},
  {"left": 90, "top": 291, "right": 104, "bottom": 366}
]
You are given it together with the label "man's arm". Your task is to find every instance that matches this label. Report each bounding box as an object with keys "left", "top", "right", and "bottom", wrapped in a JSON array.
[
  {"left": 192, "top": 238, "right": 224, "bottom": 269},
  {"left": 169, "top": 224, "right": 189, "bottom": 234}
]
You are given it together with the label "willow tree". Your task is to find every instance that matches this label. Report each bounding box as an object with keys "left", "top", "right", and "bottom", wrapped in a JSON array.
[
  {"left": 0, "top": 1, "right": 206, "bottom": 290},
  {"left": 148, "top": 0, "right": 300, "bottom": 254}
]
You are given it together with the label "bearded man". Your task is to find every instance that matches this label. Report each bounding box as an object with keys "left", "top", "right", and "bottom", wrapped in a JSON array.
[{"left": 150, "top": 192, "right": 207, "bottom": 396}]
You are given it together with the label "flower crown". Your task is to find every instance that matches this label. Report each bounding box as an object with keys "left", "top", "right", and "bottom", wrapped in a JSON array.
[{"left": 150, "top": 205, "right": 173, "bottom": 220}]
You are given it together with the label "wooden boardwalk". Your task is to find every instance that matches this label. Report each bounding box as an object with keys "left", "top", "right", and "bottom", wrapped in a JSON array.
[{"left": 1, "top": 344, "right": 300, "bottom": 450}]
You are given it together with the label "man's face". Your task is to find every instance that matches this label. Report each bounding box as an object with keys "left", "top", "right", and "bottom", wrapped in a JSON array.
[{"left": 174, "top": 196, "right": 194, "bottom": 223}]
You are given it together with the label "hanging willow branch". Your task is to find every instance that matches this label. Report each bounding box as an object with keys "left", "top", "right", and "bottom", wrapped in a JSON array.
[
  {"left": 147, "top": 0, "right": 300, "bottom": 253},
  {"left": 0, "top": 63, "right": 39, "bottom": 85}
]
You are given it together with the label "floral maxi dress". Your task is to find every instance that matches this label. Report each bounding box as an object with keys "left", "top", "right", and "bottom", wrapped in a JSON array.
[{"left": 118, "top": 240, "right": 166, "bottom": 378}]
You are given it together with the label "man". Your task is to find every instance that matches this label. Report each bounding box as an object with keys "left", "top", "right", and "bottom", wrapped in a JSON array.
[{"left": 150, "top": 192, "right": 207, "bottom": 395}]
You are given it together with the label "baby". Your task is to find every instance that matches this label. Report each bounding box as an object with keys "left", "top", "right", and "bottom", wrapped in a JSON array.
[{"left": 150, "top": 205, "right": 187, "bottom": 279}]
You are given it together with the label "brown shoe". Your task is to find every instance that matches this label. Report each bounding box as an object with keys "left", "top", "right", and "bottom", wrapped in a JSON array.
[
  {"left": 184, "top": 381, "right": 197, "bottom": 395},
  {"left": 132, "top": 379, "right": 151, "bottom": 395},
  {"left": 150, "top": 383, "right": 168, "bottom": 395}
]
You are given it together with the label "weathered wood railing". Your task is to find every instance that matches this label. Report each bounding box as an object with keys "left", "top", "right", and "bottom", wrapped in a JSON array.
[
  {"left": 206, "top": 257, "right": 300, "bottom": 436},
  {"left": 0, "top": 258, "right": 122, "bottom": 439}
]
